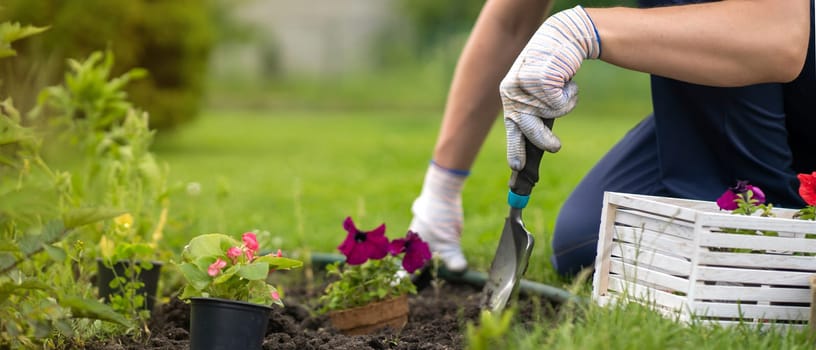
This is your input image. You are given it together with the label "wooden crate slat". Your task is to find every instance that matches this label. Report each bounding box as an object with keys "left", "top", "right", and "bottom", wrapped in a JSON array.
[
  {"left": 611, "top": 242, "right": 691, "bottom": 276},
  {"left": 699, "top": 214, "right": 816, "bottom": 234},
  {"left": 609, "top": 259, "right": 690, "bottom": 292},
  {"left": 713, "top": 320, "right": 808, "bottom": 330},
  {"left": 692, "top": 302, "right": 809, "bottom": 321},
  {"left": 607, "top": 192, "right": 699, "bottom": 222},
  {"left": 608, "top": 276, "right": 687, "bottom": 310},
  {"left": 613, "top": 192, "right": 802, "bottom": 219},
  {"left": 696, "top": 266, "right": 813, "bottom": 286},
  {"left": 693, "top": 284, "right": 810, "bottom": 303},
  {"left": 613, "top": 225, "right": 695, "bottom": 258},
  {"left": 697, "top": 251, "right": 816, "bottom": 271},
  {"left": 699, "top": 232, "right": 816, "bottom": 254},
  {"left": 616, "top": 209, "right": 695, "bottom": 240}
]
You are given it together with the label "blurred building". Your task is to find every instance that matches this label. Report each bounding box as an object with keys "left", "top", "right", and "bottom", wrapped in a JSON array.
[{"left": 214, "top": 0, "right": 401, "bottom": 79}]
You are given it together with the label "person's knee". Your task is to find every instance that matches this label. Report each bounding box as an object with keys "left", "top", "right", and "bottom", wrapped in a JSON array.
[{"left": 550, "top": 236, "right": 597, "bottom": 276}]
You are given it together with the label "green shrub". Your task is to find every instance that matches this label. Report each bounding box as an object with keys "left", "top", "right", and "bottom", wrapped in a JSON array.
[{"left": 0, "top": 0, "right": 215, "bottom": 130}]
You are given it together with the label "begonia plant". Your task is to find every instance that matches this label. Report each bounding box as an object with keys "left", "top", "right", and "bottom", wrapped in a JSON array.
[
  {"left": 319, "top": 217, "right": 432, "bottom": 313},
  {"left": 178, "top": 232, "right": 303, "bottom": 306}
]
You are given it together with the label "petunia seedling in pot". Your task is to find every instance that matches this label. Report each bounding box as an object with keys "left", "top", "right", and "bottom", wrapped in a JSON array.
[
  {"left": 177, "top": 232, "right": 303, "bottom": 306},
  {"left": 319, "top": 217, "right": 432, "bottom": 313}
]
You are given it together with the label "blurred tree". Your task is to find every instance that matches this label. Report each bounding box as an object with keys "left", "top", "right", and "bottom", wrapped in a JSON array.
[{"left": 0, "top": 0, "right": 216, "bottom": 130}]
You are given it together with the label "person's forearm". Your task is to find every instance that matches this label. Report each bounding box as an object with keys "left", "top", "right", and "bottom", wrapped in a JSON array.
[
  {"left": 587, "top": 0, "right": 810, "bottom": 87},
  {"left": 433, "top": 0, "right": 553, "bottom": 170}
]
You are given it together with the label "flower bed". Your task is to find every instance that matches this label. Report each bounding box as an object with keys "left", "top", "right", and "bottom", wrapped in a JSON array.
[
  {"left": 68, "top": 271, "right": 556, "bottom": 349},
  {"left": 592, "top": 191, "right": 816, "bottom": 328}
]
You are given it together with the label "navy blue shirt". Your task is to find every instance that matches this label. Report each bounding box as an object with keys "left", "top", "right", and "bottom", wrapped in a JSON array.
[{"left": 636, "top": 0, "right": 815, "bottom": 207}]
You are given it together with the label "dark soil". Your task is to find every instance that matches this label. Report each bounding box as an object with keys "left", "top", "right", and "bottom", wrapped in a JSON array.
[{"left": 75, "top": 269, "right": 558, "bottom": 350}]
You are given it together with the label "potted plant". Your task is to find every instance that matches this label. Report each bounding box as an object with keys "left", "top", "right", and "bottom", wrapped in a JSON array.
[
  {"left": 178, "top": 231, "right": 303, "bottom": 350},
  {"left": 96, "top": 211, "right": 165, "bottom": 315},
  {"left": 319, "top": 216, "right": 432, "bottom": 335},
  {"left": 90, "top": 110, "right": 171, "bottom": 318}
]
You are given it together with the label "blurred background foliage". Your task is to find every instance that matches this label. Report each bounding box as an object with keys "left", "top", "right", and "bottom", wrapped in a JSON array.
[
  {"left": 0, "top": 0, "right": 635, "bottom": 130},
  {"left": 0, "top": 0, "right": 216, "bottom": 130}
]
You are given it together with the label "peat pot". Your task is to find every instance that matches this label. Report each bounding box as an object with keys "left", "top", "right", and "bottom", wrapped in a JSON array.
[
  {"left": 96, "top": 259, "right": 163, "bottom": 312},
  {"left": 328, "top": 295, "right": 409, "bottom": 335},
  {"left": 189, "top": 297, "right": 272, "bottom": 350}
]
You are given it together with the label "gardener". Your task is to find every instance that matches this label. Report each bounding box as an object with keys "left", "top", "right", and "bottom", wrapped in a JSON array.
[{"left": 408, "top": 0, "right": 815, "bottom": 275}]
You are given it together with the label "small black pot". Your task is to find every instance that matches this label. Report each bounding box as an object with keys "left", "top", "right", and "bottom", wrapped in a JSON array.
[
  {"left": 189, "top": 297, "right": 272, "bottom": 350},
  {"left": 96, "top": 259, "right": 163, "bottom": 312}
]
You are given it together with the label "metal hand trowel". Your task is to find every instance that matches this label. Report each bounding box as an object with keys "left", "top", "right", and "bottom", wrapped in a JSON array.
[{"left": 481, "top": 128, "right": 547, "bottom": 313}]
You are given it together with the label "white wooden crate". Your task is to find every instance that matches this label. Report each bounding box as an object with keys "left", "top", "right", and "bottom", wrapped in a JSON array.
[{"left": 592, "top": 192, "right": 816, "bottom": 328}]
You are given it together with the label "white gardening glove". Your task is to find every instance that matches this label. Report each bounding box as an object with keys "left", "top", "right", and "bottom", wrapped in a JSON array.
[
  {"left": 500, "top": 5, "right": 601, "bottom": 170},
  {"left": 409, "top": 162, "right": 468, "bottom": 272}
]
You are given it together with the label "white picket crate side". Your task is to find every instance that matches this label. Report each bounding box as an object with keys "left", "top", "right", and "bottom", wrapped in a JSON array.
[{"left": 592, "top": 192, "right": 816, "bottom": 327}]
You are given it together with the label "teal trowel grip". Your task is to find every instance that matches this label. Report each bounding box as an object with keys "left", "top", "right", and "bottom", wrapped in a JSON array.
[{"left": 508, "top": 190, "right": 530, "bottom": 209}]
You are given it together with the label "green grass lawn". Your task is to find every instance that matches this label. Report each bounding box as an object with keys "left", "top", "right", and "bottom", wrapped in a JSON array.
[
  {"left": 152, "top": 61, "right": 815, "bottom": 349},
  {"left": 155, "top": 61, "right": 651, "bottom": 283}
]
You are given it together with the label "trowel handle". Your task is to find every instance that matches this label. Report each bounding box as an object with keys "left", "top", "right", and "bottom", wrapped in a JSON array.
[{"left": 507, "top": 120, "right": 551, "bottom": 209}]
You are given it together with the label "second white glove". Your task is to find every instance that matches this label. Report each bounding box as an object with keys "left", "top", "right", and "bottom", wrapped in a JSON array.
[{"left": 409, "top": 162, "right": 468, "bottom": 272}]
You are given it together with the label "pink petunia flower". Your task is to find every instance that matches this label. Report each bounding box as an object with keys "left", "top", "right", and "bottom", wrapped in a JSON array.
[
  {"left": 207, "top": 258, "right": 227, "bottom": 277},
  {"left": 337, "top": 216, "right": 389, "bottom": 265},
  {"left": 242, "top": 232, "right": 259, "bottom": 252},
  {"left": 389, "top": 230, "right": 431, "bottom": 273},
  {"left": 271, "top": 290, "right": 280, "bottom": 301}
]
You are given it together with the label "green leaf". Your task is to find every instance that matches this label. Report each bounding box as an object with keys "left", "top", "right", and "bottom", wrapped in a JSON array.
[
  {"left": 42, "top": 244, "right": 67, "bottom": 262},
  {"left": 62, "top": 207, "right": 125, "bottom": 229},
  {"left": 0, "top": 280, "right": 53, "bottom": 304},
  {"left": 179, "top": 284, "right": 201, "bottom": 300},
  {"left": 236, "top": 262, "right": 268, "bottom": 281},
  {"left": 59, "top": 296, "right": 132, "bottom": 327},
  {"left": 0, "top": 22, "right": 48, "bottom": 58},
  {"left": 0, "top": 241, "right": 19, "bottom": 252},
  {"left": 252, "top": 256, "right": 304, "bottom": 271},
  {"left": 179, "top": 262, "right": 210, "bottom": 291},
  {"left": 212, "top": 264, "right": 238, "bottom": 284},
  {"left": 182, "top": 233, "right": 239, "bottom": 261}
]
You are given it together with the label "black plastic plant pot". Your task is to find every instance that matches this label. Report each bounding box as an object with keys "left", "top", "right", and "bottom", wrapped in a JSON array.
[
  {"left": 189, "top": 297, "right": 272, "bottom": 350},
  {"left": 96, "top": 259, "right": 163, "bottom": 312}
]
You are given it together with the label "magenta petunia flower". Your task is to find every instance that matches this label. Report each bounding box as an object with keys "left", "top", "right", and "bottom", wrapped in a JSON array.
[
  {"left": 716, "top": 180, "right": 765, "bottom": 210},
  {"left": 208, "top": 258, "right": 227, "bottom": 277},
  {"left": 242, "top": 232, "right": 259, "bottom": 252},
  {"left": 389, "top": 230, "right": 431, "bottom": 273},
  {"left": 338, "top": 216, "right": 389, "bottom": 265}
]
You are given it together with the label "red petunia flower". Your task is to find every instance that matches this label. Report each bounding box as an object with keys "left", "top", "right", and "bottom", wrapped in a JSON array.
[
  {"left": 798, "top": 172, "right": 816, "bottom": 206},
  {"left": 389, "top": 230, "right": 431, "bottom": 273},
  {"left": 338, "top": 217, "right": 389, "bottom": 265}
]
